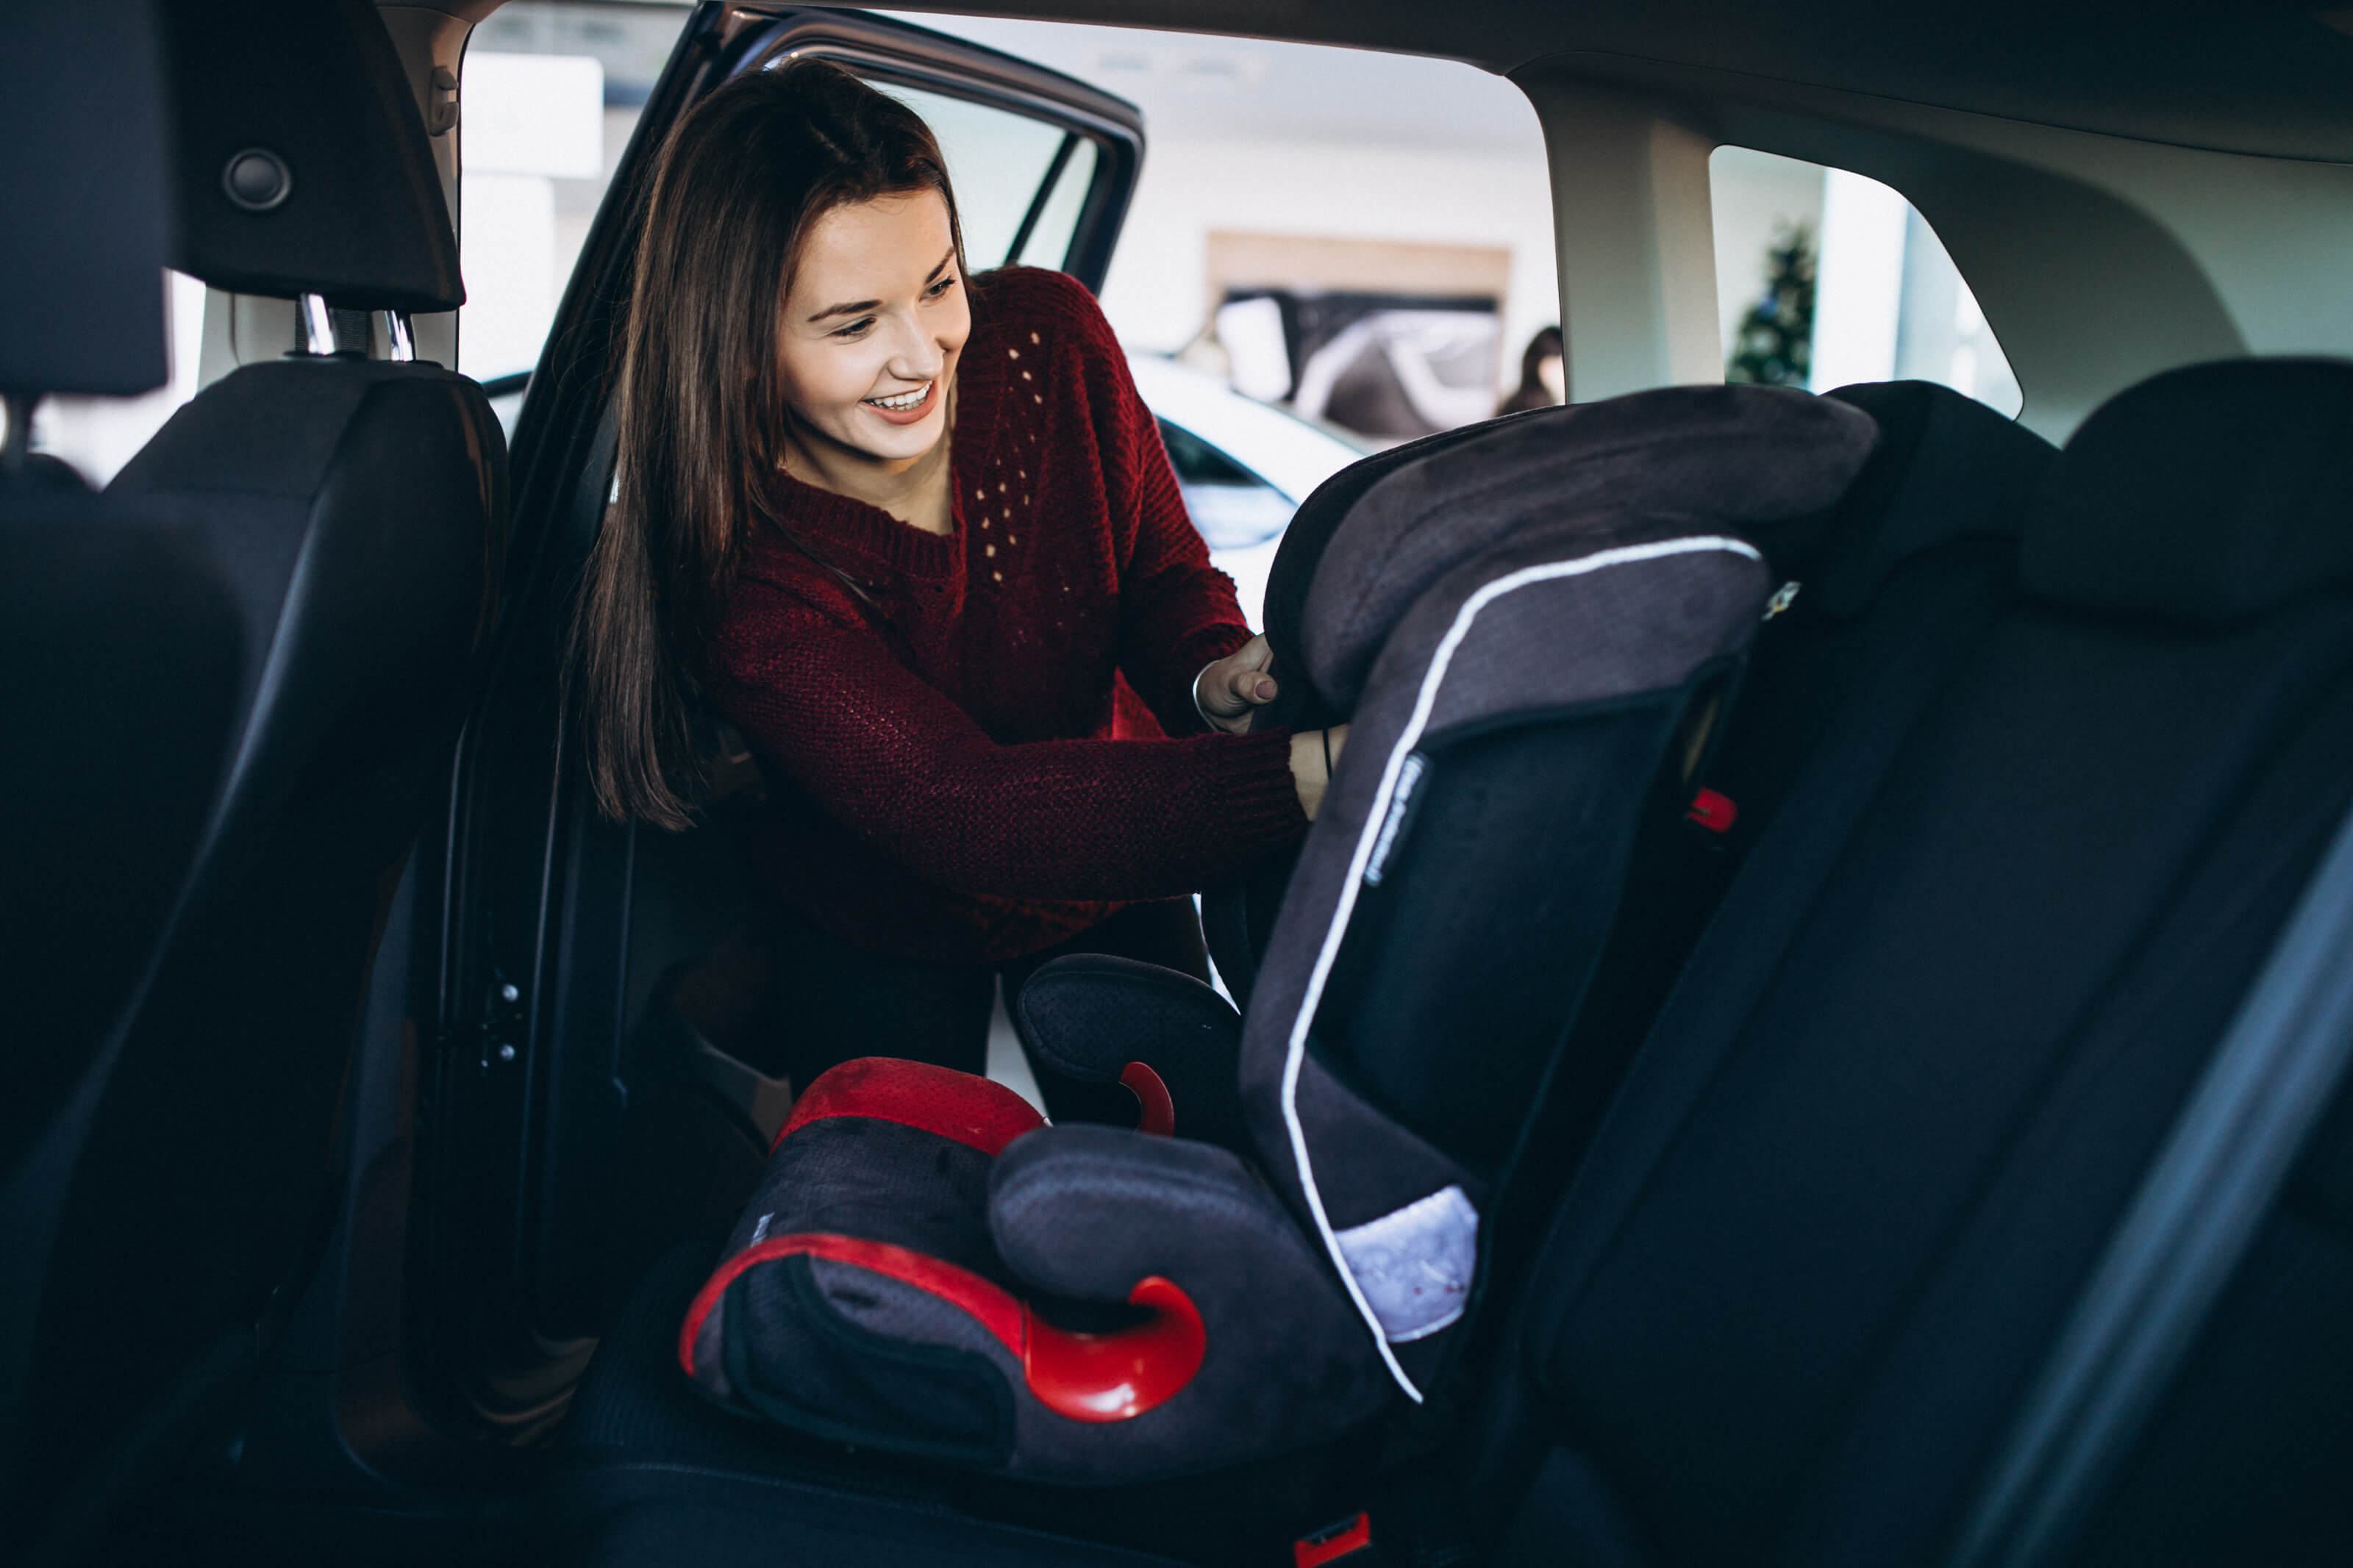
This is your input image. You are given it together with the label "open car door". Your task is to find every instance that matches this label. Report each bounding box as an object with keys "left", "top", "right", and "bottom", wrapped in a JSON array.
[{"left": 412, "top": 7, "right": 1144, "bottom": 1438}]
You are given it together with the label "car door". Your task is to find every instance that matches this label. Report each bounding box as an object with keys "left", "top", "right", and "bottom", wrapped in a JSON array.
[{"left": 409, "top": 6, "right": 1144, "bottom": 1432}]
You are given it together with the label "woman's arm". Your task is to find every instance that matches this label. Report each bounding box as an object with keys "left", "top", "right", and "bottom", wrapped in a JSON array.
[
  {"left": 711, "top": 599, "right": 1311, "bottom": 902},
  {"left": 1037, "top": 274, "right": 1259, "bottom": 733}
]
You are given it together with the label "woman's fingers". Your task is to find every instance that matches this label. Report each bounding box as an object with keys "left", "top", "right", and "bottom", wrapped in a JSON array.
[{"left": 1229, "top": 667, "right": 1277, "bottom": 705}]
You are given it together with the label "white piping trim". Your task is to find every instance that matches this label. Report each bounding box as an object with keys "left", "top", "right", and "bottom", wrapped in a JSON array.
[{"left": 1280, "top": 536, "right": 1765, "bottom": 1400}]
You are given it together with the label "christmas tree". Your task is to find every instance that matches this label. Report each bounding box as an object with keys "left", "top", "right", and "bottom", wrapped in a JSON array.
[{"left": 1726, "top": 221, "right": 1816, "bottom": 387}]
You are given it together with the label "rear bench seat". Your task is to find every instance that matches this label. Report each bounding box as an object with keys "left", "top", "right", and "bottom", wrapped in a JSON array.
[
  {"left": 1489, "top": 358, "right": 2353, "bottom": 1566},
  {"left": 548, "top": 379, "right": 2065, "bottom": 1564}
]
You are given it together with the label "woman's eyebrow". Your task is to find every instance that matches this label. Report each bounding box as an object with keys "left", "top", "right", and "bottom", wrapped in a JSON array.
[{"left": 806, "top": 251, "right": 959, "bottom": 323}]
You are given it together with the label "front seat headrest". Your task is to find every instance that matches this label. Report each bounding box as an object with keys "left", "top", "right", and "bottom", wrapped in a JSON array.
[
  {"left": 2022, "top": 357, "right": 2353, "bottom": 626},
  {"left": 160, "top": 0, "right": 463, "bottom": 312},
  {"left": 0, "top": 0, "right": 171, "bottom": 397}
]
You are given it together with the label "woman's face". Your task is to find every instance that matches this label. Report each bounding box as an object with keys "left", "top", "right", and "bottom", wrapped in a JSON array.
[{"left": 776, "top": 190, "right": 970, "bottom": 468}]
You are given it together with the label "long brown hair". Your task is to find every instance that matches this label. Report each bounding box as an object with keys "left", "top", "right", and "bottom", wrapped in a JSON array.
[{"left": 572, "top": 59, "right": 969, "bottom": 829}]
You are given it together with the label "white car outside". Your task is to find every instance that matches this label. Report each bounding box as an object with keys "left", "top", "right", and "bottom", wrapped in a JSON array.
[{"left": 1126, "top": 353, "right": 1366, "bottom": 629}]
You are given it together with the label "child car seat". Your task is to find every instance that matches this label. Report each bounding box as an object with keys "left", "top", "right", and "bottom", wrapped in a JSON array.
[{"left": 674, "top": 386, "right": 1876, "bottom": 1483}]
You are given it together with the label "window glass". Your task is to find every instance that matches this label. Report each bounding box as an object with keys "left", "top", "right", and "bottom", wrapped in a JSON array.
[
  {"left": 1710, "top": 146, "right": 2021, "bottom": 418},
  {"left": 871, "top": 84, "right": 1100, "bottom": 271},
  {"left": 1157, "top": 418, "right": 1292, "bottom": 551}
]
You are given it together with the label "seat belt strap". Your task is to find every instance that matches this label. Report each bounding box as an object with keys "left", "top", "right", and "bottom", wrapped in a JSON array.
[{"left": 1951, "top": 793, "right": 2353, "bottom": 1568}]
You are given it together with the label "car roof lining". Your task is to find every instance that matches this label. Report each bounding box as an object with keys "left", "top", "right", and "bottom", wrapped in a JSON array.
[{"left": 872, "top": 0, "right": 2353, "bottom": 165}]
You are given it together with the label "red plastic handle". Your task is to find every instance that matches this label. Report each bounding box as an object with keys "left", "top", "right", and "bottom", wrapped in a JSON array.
[
  {"left": 1022, "top": 1274, "right": 1206, "bottom": 1422},
  {"left": 1119, "top": 1060, "right": 1176, "bottom": 1137}
]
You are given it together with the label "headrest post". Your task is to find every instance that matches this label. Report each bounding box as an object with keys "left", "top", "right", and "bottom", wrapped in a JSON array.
[
  {"left": 1, "top": 393, "right": 34, "bottom": 476},
  {"left": 295, "top": 293, "right": 335, "bottom": 358},
  {"left": 382, "top": 310, "right": 416, "bottom": 363}
]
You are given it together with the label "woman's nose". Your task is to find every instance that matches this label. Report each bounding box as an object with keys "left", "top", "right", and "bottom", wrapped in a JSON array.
[{"left": 886, "top": 312, "right": 944, "bottom": 381}]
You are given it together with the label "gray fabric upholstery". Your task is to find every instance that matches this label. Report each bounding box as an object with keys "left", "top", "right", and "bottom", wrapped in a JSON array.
[{"left": 1303, "top": 385, "right": 1878, "bottom": 704}]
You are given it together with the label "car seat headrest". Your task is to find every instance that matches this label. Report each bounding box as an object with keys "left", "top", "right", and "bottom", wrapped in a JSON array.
[
  {"left": 0, "top": 0, "right": 171, "bottom": 397},
  {"left": 1302, "top": 386, "right": 1881, "bottom": 707},
  {"left": 162, "top": 0, "right": 462, "bottom": 312},
  {"left": 2022, "top": 358, "right": 2353, "bottom": 627},
  {"left": 1809, "top": 382, "right": 2055, "bottom": 616}
]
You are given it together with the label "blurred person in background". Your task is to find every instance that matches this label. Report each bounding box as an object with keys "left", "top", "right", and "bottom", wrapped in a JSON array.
[{"left": 1498, "top": 323, "right": 1565, "bottom": 415}]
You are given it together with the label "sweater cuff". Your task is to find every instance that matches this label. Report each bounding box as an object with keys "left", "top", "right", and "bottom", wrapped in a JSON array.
[{"left": 1213, "top": 727, "right": 1311, "bottom": 850}]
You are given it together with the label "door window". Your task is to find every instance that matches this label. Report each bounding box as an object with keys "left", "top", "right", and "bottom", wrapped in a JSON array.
[
  {"left": 875, "top": 84, "right": 1102, "bottom": 271},
  {"left": 1711, "top": 146, "right": 2022, "bottom": 416}
]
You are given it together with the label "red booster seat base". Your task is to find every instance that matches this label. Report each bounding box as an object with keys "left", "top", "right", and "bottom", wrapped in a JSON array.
[{"left": 680, "top": 1059, "right": 1390, "bottom": 1482}]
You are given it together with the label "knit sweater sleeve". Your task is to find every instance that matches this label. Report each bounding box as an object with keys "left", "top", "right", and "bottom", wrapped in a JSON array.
[
  {"left": 707, "top": 588, "right": 1307, "bottom": 903},
  {"left": 1057, "top": 278, "right": 1255, "bottom": 734}
]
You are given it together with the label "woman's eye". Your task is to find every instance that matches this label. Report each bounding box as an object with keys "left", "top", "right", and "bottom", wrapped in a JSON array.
[
  {"left": 832, "top": 317, "right": 876, "bottom": 339},
  {"left": 926, "top": 276, "right": 958, "bottom": 299}
]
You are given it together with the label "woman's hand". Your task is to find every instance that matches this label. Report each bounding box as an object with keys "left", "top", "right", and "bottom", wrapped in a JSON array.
[
  {"left": 1195, "top": 635, "right": 1279, "bottom": 734},
  {"left": 1290, "top": 725, "right": 1348, "bottom": 820}
]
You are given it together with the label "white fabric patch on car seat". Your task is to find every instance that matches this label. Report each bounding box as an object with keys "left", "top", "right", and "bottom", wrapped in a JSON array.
[{"left": 1334, "top": 1184, "right": 1479, "bottom": 1342}]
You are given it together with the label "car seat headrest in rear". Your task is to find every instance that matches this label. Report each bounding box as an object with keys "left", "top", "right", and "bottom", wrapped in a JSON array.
[
  {"left": 1302, "top": 386, "right": 1880, "bottom": 706},
  {"left": 0, "top": 0, "right": 171, "bottom": 397},
  {"left": 2022, "top": 358, "right": 2353, "bottom": 626},
  {"left": 161, "top": 0, "right": 462, "bottom": 312},
  {"left": 1810, "top": 382, "right": 2054, "bottom": 616}
]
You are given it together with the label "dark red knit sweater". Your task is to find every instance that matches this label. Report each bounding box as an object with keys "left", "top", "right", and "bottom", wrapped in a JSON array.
[{"left": 702, "top": 267, "right": 1308, "bottom": 964}]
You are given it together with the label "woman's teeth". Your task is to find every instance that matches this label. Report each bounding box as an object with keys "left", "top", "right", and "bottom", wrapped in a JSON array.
[{"left": 867, "top": 385, "right": 929, "bottom": 412}]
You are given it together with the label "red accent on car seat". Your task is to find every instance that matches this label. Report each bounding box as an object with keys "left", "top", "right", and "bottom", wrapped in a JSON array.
[
  {"left": 771, "top": 1056, "right": 1045, "bottom": 1155},
  {"left": 679, "top": 1236, "right": 1209, "bottom": 1425},
  {"left": 679, "top": 1233, "right": 1025, "bottom": 1375},
  {"left": 1119, "top": 1061, "right": 1175, "bottom": 1136},
  {"left": 1023, "top": 1274, "right": 1206, "bottom": 1422},
  {"left": 1685, "top": 786, "right": 1739, "bottom": 834},
  {"left": 1293, "top": 1511, "right": 1374, "bottom": 1567}
]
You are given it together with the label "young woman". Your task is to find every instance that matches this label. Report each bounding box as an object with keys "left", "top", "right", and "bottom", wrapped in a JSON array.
[{"left": 574, "top": 62, "right": 1344, "bottom": 1099}]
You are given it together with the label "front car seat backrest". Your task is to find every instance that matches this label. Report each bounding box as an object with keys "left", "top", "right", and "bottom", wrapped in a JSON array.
[
  {"left": 1515, "top": 359, "right": 2353, "bottom": 1567},
  {"left": 0, "top": 1, "right": 246, "bottom": 1538},
  {"left": 7, "top": 0, "right": 504, "bottom": 1546}
]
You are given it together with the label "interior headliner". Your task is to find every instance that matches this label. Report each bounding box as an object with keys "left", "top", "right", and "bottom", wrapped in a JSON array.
[{"left": 863, "top": 0, "right": 2353, "bottom": 163}]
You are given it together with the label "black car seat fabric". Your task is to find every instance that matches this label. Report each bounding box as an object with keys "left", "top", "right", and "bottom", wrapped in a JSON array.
[
  {"left": 1474, "top": 381, "right": 2060, "bottom": 1325},
  {"left": 673, "top": 387, "right": 1874, "bottom": 1485},
  {"left": 2, "top": 0, "right": 501, "bottom": 1554},
  {"left": 0, "top": 0, "right": 171, "bottom": 402},
  {"left": 1504, "top": 359, "right": 2353, "bottom": 1568},
  {"left": 0, "top": 3, "right": 248, "bottom": 1539}
]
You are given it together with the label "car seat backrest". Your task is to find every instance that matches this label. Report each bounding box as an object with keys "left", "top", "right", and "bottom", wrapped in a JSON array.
[
  {"left": 1514, "top": 359, "right": 2353, "bottom": 1567},
  {"left": 1485, "top": 384, "right": 2060, "bottom": 1302},
  {"left": 1231, "top": 387, "right": 1879, "bottom": 1402},
  {"left": 5, "top": 0, "right": 503, "bottom": 1546},
  {"left": 0, "top": 6, "right": 249, "bottom": 1535}
]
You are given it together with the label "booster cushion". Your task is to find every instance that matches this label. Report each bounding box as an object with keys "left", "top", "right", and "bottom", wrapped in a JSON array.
[{"left": 681, "top": 1059, "right": 1390, "bottom": 1482}]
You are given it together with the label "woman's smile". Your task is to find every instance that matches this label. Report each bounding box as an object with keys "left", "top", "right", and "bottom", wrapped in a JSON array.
[{"left": 863, "top": 380, "right": 937, "bottom": 423}]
